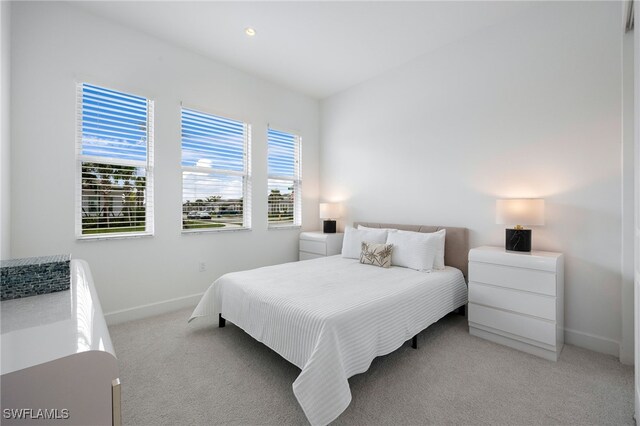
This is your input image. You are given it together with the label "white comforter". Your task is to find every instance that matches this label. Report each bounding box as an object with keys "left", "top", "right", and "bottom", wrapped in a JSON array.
[{"left": 189, "top": 255, "right": 467, "bottom": 426}]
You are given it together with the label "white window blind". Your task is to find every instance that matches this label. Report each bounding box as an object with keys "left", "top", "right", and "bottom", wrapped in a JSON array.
[
  {"left": 267, "top": 127, "right": 301, "bottom": 227},
  {"left": 181, "top": 107, "right": 251, "bottom": 231},
  {"left": 76, "top": 83, "right": 154, "bottom": 238}
]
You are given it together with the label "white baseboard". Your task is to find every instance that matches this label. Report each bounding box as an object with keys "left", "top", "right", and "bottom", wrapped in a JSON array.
[
  {"left": 564, "top": 327, "right": 620, "bottom": 358},
  {"left": 105, "top": 293, "right": 203, "bottom": 325}
]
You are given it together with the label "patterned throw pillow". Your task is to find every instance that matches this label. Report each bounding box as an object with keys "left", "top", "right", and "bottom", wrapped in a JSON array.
[{"left": 360, "top": 241, "right": 393, "bottom": 268}]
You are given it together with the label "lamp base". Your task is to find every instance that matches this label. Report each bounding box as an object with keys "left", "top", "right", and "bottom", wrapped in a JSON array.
[
  {"left": 323, "top": 220, "right": 337, "bottom": 234},
  {"left": 505, "top": 228, "right": 531, "bottom": 252}
]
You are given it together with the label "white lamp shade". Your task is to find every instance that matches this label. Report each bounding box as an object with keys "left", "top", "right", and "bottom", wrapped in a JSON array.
[
  {"left": 496, "top": 199, "right": 545, "bottom": 226},
  {"left": 319, "top": 203, "right": 341, "bottom": 219}
]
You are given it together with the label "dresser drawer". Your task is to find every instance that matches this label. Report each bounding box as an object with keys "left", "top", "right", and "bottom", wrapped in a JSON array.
[
  {"left": 300, "top": 239, "right": 327, "bottom": 255},
  {"left": 469, "top": 303, "right": 556, "bottom": 346},
  {"left": 299, "top": 251, "right": 324, "bottom": 261},
  {"left": 469, "top": 261, "right": 556, "bottom": 296},
  {"left": 469, "top": 282, "right": 556, "bottom": 320}
]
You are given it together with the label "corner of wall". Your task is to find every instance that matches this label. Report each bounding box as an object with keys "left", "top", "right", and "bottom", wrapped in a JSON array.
[
  {"left": 0, "top": 0, "right": 11, "bottom": 261},
  {"left": 621, "top": 9, "right": 635, "bottom": 366},
  {"left": 633, "top": 0, "right": 640, "bottom": 418}
]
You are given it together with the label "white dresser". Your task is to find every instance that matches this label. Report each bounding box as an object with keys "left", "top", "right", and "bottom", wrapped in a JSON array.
[
  {"left": 1, "top": 260, "right": 121, "bottom": 425},
  {"left": 299, "top": 232, "right": 344, "bottom": 260},
  {"left": 468, "top": 246, "right": 564, "bottom": 361}
]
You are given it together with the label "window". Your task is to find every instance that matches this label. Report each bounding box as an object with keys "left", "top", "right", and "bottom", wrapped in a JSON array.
[
  {"left": 267, "top": 127, "right": 301, "bottom": 227},
  {"left": 76, "top": 83, "right": 154, "bottom": 238},
  {"left": 181, "top": 107, "right": 251, "bottom": 231}
]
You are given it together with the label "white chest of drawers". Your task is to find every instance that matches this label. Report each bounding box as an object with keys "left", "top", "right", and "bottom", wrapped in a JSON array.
[
  {"left": 1, "top": 260, "right": 121, "bottom": 425},
  {"left": 299, "top": 232, "right": 344, "bottom": 260},
  {"left": 468, "top": 246, "right": 564, "bottom": 361}
]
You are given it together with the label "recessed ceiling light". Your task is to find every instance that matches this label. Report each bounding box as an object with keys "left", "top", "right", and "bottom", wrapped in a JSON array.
[{"left": 245, "top": 27, "right": 256, "bottom": 37}]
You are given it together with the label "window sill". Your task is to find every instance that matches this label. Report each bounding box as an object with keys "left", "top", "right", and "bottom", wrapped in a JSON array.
[
  {"left": 76, "top": 232, "right": 154, "bottom": 241},
  {"left": 182, "top": 227, "right": 251, "bottom": 235},
  {"left": 268, "top": 224, "right": 302, "bottom": 231}
]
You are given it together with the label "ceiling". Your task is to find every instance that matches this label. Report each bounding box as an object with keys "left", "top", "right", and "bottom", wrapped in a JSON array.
[{"left": 72, "top": 1, "right": 536, "bottom": 99}]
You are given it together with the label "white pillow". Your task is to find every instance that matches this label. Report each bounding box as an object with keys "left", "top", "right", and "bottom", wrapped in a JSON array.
[
  {"left": 358, "top": 225, "right": 398, "bottom": 232},
  {"left": 386, "top": 230, "right": 439, "bottom": 272},
  {"left": 342, "top": 227, "right": 388, "bottom": 259},
  {"left": 431, "top": 229, "right": 446, "bottom": 270},
  {"left": 360, "top": 226, "right": 446, "bottom": 270}
]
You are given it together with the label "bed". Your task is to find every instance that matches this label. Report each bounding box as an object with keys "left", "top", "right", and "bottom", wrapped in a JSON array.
[{"left": 189, "top": 222, "right": 469, "bottom": 426}]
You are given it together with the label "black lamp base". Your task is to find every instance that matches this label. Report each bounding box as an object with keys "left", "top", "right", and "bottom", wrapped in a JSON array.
[
  {"left": 505, "top": 229, "right": 531, "bottom": 252},
  {"left": 323, "top": 220, "right": 337, "bottom": 233}
]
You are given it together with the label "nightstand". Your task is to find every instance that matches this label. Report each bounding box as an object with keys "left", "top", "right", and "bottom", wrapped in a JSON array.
[
  {"left": 468, "top": 246, "right": 564, "bottom": 361},
  {"left": 299, "top": 232, "right": 344, "bottom": 260}
]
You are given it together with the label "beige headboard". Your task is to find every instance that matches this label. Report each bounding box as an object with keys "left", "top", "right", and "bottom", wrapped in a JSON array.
[{"left": 353, "top": 222, "right": 469, "bottom": 279}]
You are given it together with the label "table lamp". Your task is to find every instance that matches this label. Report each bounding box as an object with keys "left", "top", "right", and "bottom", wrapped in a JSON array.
[
  {"left": 319, "top": 203, "right": 341, "bottom": 233},
  {"left": 496, "top": 199, "right": 544, "bottom": 252}
]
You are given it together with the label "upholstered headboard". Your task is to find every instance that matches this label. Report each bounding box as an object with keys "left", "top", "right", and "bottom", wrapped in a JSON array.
[{"left": 353, "top": 222, "right": 470, "bottom": 279}]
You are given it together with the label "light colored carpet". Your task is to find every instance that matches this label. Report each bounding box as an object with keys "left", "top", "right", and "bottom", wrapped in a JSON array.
[{"left": 109, "top": 308, "right": 634, "bottom": 425}]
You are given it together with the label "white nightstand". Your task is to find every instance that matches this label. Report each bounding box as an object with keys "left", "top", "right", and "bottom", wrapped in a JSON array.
[
  {"left": 299, "top": 232, "right": 344, "bottom": 260},
  {"left": 468, "top": 246, "right": 564, "bottom": 361}
]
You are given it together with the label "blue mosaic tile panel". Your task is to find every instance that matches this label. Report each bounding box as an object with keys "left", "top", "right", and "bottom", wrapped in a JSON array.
[{"left": 1, "top": 255, "right": 71, "bottom": 301}]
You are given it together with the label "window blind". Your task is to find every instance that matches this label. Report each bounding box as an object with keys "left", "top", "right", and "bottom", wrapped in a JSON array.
[
  {"left": 181, "top": 107, "right": 251, "bottom": 231},
  {"left": 76, "top": 83, "right": 154, "bottom": 238},
  {"left": 267, "top": 127, "right": 301, "bottom": 227}
]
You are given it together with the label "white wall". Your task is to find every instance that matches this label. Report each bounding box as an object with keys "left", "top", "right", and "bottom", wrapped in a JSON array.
[
  {"left": 10, "top": 2, "right": 320, "bottom": 321},
  {"left": 1, "top": 1, "right": 10, "bottom": 261},
  {"left": 321, "top": 2, "right": 624, "bottom": 356}
]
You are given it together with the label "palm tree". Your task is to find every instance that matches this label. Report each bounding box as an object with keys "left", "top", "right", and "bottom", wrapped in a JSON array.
[
  {"left": 81, "top": 162, "right": 138, "bottom": 230},
  {"left": 205, "top": 195, "right": 222, "bottom": 213},
  {"left": 133, "top": 175, "right": 146, "bottom": 227}
]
